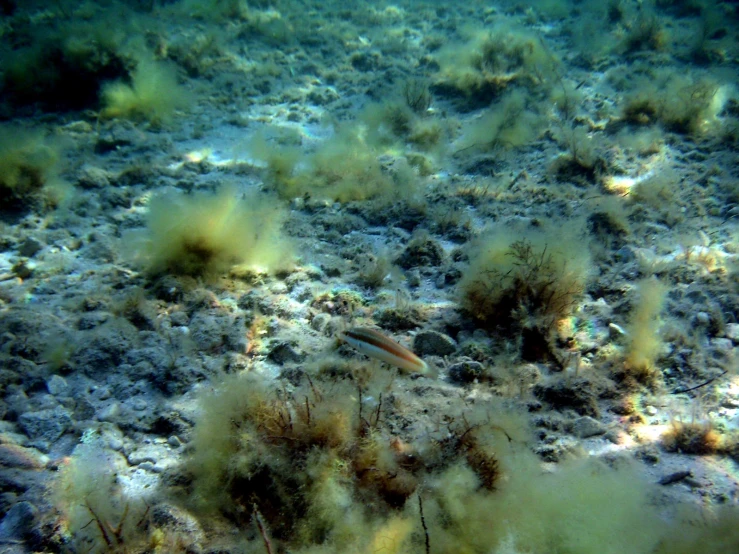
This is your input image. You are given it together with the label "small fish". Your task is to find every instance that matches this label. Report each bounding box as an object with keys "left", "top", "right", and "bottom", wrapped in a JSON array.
[{"left": 338, "top": 327, "right": 429, "bottom": 374}]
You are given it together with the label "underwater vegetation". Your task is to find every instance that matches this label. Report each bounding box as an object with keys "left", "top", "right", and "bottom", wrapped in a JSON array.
[
  {"left": 123, "top": 186, "right": 292, "bottom": 278},
  {"left": 251, "top": 124, "right": 426, "bottom": 206},
  {"left": 185, "top": 371, "right": 422, "bottom": 543},
  {"left": 433, "top": 25, "right": 559, "bottom": 111},
  {"left": 101, "top": 58, "right": 190, "bottom": 124},
  {"left": 0, "top": 125, "right": 69, "bottom": 209},
  {"left": 52, "top": 443, "right": 151, "bottom": 553},
  {"left": 0, "top": 2, "right": 737, "bottom": 554},
  {"left": 652, "top": 505, "right": 739, "bottom": 554},
  {"left": 457, "top": 90, "right": 546, "bottom": 153},
  {"left": 0, "top": 2, "right": 193, "bottom": 124},
  {"left": 174, "top": 370, "right": 683, "bottom": 554},
  {"left": 618, "top": 69, "right": 727, "bottom": 135},
  {"left": 0, "top": 17, "right": 128, "bottom": 112},
  {"left": 459, "top": 222, "right": 591, "bottom": 362},
  {"left": 620, "top": 278, "right": 668, "bottom": 388}
]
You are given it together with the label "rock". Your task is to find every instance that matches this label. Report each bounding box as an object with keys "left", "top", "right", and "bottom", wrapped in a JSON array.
[
  {"left": 693, "top": 312, "right": 711, "bottom": 326},
  {"left": 610, "top": 398, "right": 636, "bottom": 415},
  {"left": 0, "top": 468, "right": 37, "bottom": 494},
  {"left": 711, "top": 338, "right": 733, "bottom": 353},
  {"left": 614, "top": 247, "right": 635, "bottom": 262},
  {"left": 533, "top": 378, "right": 600, "bottom": 417},
  {"left": 0, "top": 501, "right": 37, "bottom": 541},
  {"left": 447, "top": 361, "right": 485, "bottom": 384},
  {"left": 725, "top": 323, "right": 739, "bottom": 341},
  {"left": 406, "top": 269, "right": 421, "bottom": 287},
  {"left": 130, "top": 397, "right": 148, "bottom": 411},
  {"left": 77, "top": 165, "right": 111, "bottom": 189},
  {"left": 396, "top": 235, "right": 445, "bottom": 269},
  {"left": 17, "top": 238, "right": 43, "bottom": 257},
  {"left": 77, "top": 312, "right": 110, "bottom": 330},
  {"left": 720, "top": 395, "right": 739, "bottom": 409},
  {"left": 11, "top": 260, "right": 33, "bottom": 279},
  {"left": 534, "top": 436, "right": 580, "bottom": 463},
  {"left": 17, "top": 406, "right": 71, "bottom": 444},
  {"left": 150, "top": 412, "right": 189, "bottom": 437},
  {"left": 107, "top": 436, "right": 125, "bottom": 452},
  {"left": 189, "top": 313, "right": 247, "bottom": 354},
  {"left": 98, "top": 402, "right": 122, "bottom": 422},
  {"left": 138, "top": 461, "right": 158, "bottom": 472},
  {"left": 150, "top": 504, "right": 204, "bottom": 553},
  {"left": 0, "top": 444, "right": 46, "bottom": 469},
  {"left": 187, "top": 313, "right": 225, "bottom": 352},
  {"left": 376, "top": 308, "right": 424, "bottom": 331},
  {"left": 310, "top": 313, "right": 331, "bottom": 333},
  {"left": 152, "top": 275, "right": 190, "bottom": 303},
  {"left": 46, "top": 375, "right": 69, "bottom": 396},
  {"left": 570, "top": 416, "right": 607, "bottom": 438},
  {"left": 0, "top": 492, "right": 17, "bottom": 517},
  {"left": 608, "top": 323, "right": 626, "bottom": 338},
  {"left": 72, "top": 320, "right": 139, "bottom": 376},
  {"left": 169, "top": 311, "right": 189, "bottom": 327},
  {"left": 128, "top": 445, "right": 159, "bottom": 466},
  {"left": 413, "top": 330, "right": 457, "bottom": 357},
  {"left": 269, "top": 342, "right": 304, "bottom": 365},
  {"left": 636, "top": 446, "right": 660, "bottom": 465},
  {"left": 94, "top": 124, "right": 138, "bottom": 154},
  {"left": 63, "top": 121, "right": 93, "bottom": 133},
  {"left": 92, "top": 386, "right": 112, "bottom": 401}
]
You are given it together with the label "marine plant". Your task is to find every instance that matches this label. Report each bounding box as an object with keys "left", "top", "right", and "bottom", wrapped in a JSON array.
[
  {"left": 0, "top": 14, "right": 129, "bottom": 111},
  {"left": 662, "top": 416, "right": 721, "bottom": 455},
  {"left": 458, "top": 222, "right": 591, "bottom": 362},
  {"left": 185, "top": 370, "right": 419, "bottom": 543},
  {"left": 101, "top": 58, "right": 189, "bottom": 124},
  {"left": 550, "top": 122, "right": 607, "bottom": 185},
  {"left": 0, "top": 125, "right": 65, "bottom": 208},
  {"left": 52, "top": 443, "right": 151, "bottom": 553},
  {"left": 402, "top": 78, "right": 433, "bottom": 114},
  {"left": 652, "top": 505, "right": 739, "bottom": 554},
  {"left": 620, "top": 7, "right": 668, "bottom": 53},
  {"left": 123, "top": 186, "right": 291, "bottom": 278},
  {"left": 620, "top": 278, "right": 667, "bottom": 387},
  {"left": 457, "top": 90, "right": 544, "bottom": 153},
  {"left": 433, "top": 24, "right": 559, "bottom": 110},
  {"left": 620, "top": 69, "right": 727, "bottom": 135},
  {"left": 255, "top": 125, "right": 424, "bottom": 204},
  {"left": 183, "top": 369, "right": 677, "bottom": 553}
]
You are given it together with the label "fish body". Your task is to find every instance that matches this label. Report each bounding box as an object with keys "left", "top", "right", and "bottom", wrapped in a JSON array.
[{"left": 339, "top": 327, "right": 429, "bottom": 374}]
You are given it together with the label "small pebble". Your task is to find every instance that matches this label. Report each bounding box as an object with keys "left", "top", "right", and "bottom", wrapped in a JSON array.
[
  {"left": 138, "top": 461, "right": 160, "bottom": 472},
  {"left": 131, "top": 398, "right": 148, "bottom": 411},
  {"left": 711, "top": 338, "right": 733, "bottom": 353},
  {"left": 46, "top": 375, "right": 69, "bottom": 396},
  {"left": 98, "top": 402, "right": 121, "bottom": 422},
  {"left": 725, "top": 323, "right": 739, "bottom": 341},
  {"left": 17, "top": 238, "right": 43, "bottom": 257},
  {"left": 571, "top": 416, "right": 607, "bottom": 439}
]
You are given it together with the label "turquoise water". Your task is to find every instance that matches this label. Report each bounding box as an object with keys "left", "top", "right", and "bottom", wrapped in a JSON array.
[{"left": 0, "top": 1, "right": 738, "bottom": 552}]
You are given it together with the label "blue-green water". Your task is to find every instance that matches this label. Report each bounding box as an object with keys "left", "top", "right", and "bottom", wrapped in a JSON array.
[{"left": 0, "top": 1, "right": 737, "bottom": 552}]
